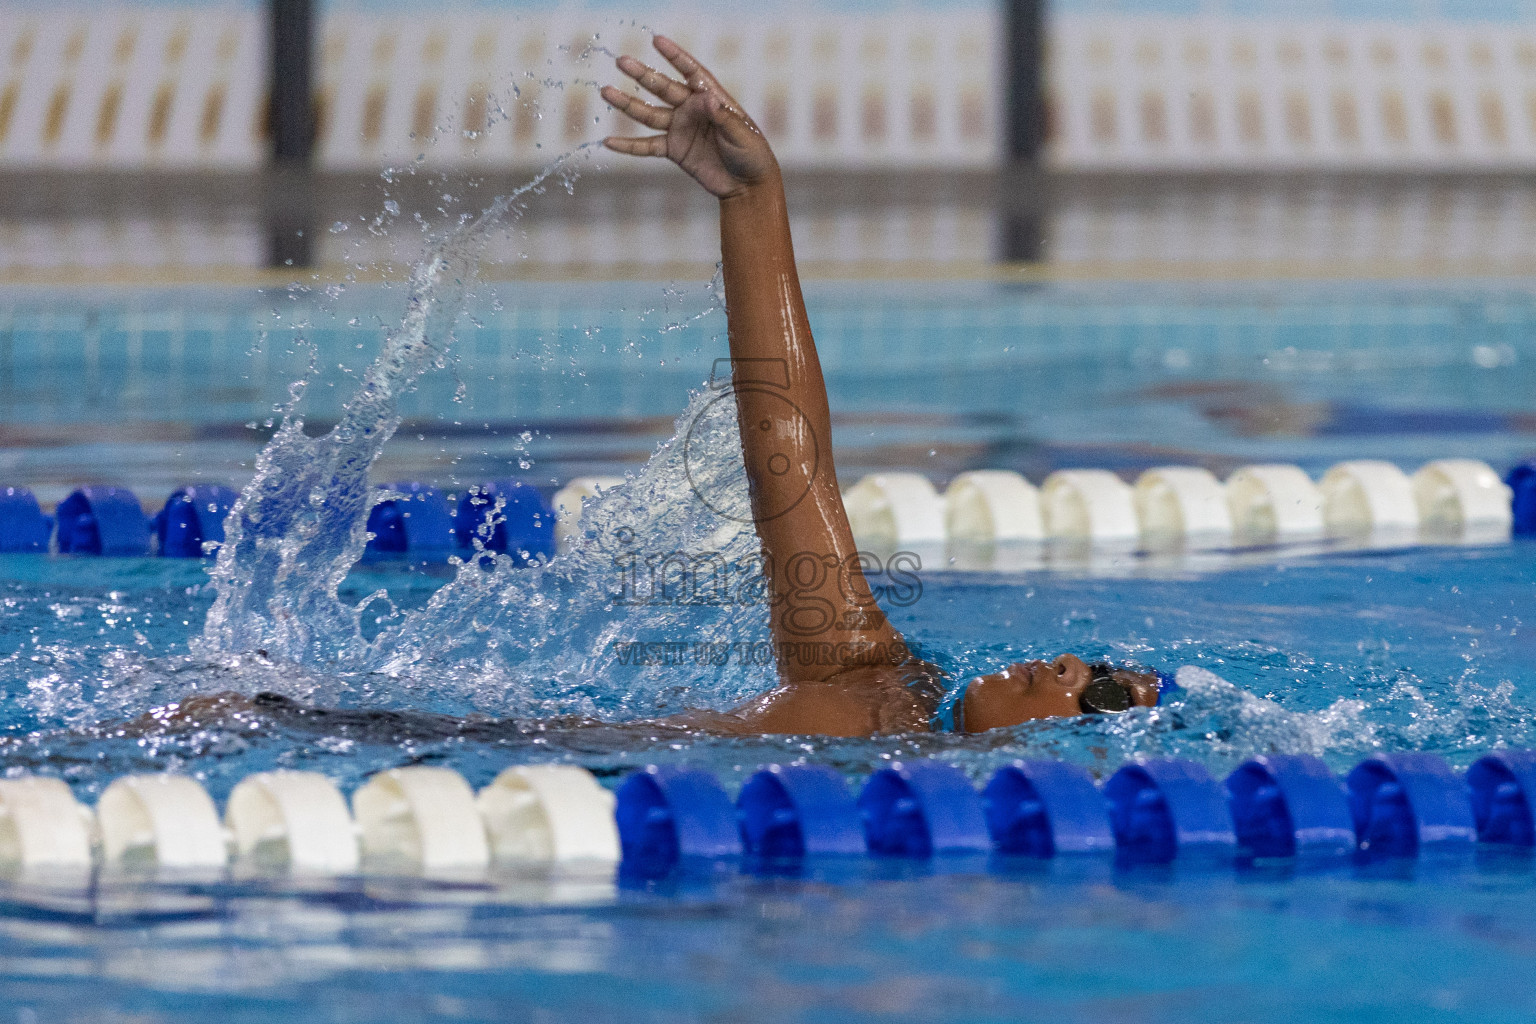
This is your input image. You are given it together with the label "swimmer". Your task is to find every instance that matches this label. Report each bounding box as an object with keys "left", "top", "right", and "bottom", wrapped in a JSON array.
[
  {"left": 594, "top": 37, "right": 1159, "bottom": 736},
  {"left": 124, "top": 38, "right": 1157, "bottom": 742}
]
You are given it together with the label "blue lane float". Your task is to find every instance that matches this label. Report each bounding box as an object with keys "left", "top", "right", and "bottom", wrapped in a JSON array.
[
  {"left": 1508, "top": 462, "right": 1536, "bottom": 536},
  {"left": 608, "top": 751, "right": 1536, "bottom": 876},
  {"left": 1226, "top": 754, "right": 1356, "bottom": 860},
  {"left": 54, "top": 487, "right": 150, "bottom": 556},
  {"left": 5, "top": 457, "right": 1534, "bottom": 560},
  {"left": 454, "top": 480, "right": 555, "bottom": 566},
  {"left": 1103, "top": 759, "right": 1237, "bottom": 864},
  {"left": 154, "top": 485, "right": 238, "bottom": 558},
  {"left": 1347, "top": 753, "right": 1477, "bottom": 859},
  {"left": 738, "top": 764, "right": 865, "bottom": 859},
  {"left": 982, "top": 760, "right": 1114, "bottom": 857},
  {"left": 1466, "top": 751, "right": 1536, "bottom": 846},
  {"left": 365, "top": 483, "right": 455, "bottom": 561},
  {"left": 615, "top": 766, "right": 740, "bottom": 876},
  {"left": 0, "top": 488, "right": 51, "bottom": 553},
  {"left": 857, "top": 762, "right": 990, "bottom": 858}
]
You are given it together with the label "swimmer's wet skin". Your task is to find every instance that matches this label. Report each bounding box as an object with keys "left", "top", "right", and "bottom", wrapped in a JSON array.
[
  {"left": 122, "top": 653, "right": 1158, "bottom": 741},
  {"left": 598, "top": 36, "right": 1158, "bottom": 736}
]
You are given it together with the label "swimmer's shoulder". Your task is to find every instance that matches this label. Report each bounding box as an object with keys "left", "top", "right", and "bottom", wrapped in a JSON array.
[{"left": 721, "top": 662, "right": 945, "bottom": 737}]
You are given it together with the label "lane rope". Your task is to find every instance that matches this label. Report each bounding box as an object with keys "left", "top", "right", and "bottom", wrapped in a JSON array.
[
  {"left": 2, "top": 740, "right": 1532, "bottom": 880},
  {"left": 2, "top": 458, "right": 1530, "bottom": 560}
]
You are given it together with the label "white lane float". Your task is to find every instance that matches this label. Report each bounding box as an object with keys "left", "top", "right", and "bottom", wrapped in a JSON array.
[
  {"left": 552, "top": 475, "right": 625, "bottom": 553},
  {"left": 477, "top": 765, "right": 620, "bottom": 864},
  {"left": 352, "top": 766, "right": 489, "bottom": 873},
  {"left": 1319, "top": 460, "right": 1419, "bottom": 536},
  {"left": 1411, "top": 459, "right": 1513, "bottom": 537},
  {"left": 0, "top": 777, "right": 95, "bottom": 873},
  {"left": 844, "top": 473, "right": 946, "bottom": 548},
  {"left": 0, "top": 764, "right": 622, "bottom": 881},
  {"left": 226, "top": 770, "right": 359, "bottom": 874},
  {"left": 97, "top": 774, "right": 228, "bottom": 871},
  {"left": 1132, "top": 467, "right": 1232, "bottom": 546},
  {"left": 1040, "top": 470, "right": 1138, "bottom": 542},
  {"left": 943, "top": 470, "right": 1044, "bottom": 543},
  {"left": 1225, "top": 464, "right": 1325, "bottom": 542}
]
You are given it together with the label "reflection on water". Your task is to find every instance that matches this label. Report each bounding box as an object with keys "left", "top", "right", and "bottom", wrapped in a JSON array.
[{"left": 5, "top": 857, "right": 1536, "bottom": 1022}]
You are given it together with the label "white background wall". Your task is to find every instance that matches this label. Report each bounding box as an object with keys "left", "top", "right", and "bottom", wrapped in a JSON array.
[
  {"left": 0, "top": 5, "right": 1001, "bottom": 172},
  {"left": 6, "top": 3, "right": 1536, "bottom": 171}
]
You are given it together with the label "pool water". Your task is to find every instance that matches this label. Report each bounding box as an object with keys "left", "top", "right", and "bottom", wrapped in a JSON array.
[
  {"left": 4, "top": 251, "right": 1536, "bottom": 1020},
  {"left": 3, "top": 277, "right": 1535, "bottom": 499},
  {"left": 1, "top": 542, "right": 1536, "bottom": 1022},
  {"left": 6, "top": 856, "right": 1536, "bottom": 1023},
  {"left": 3, "top": 541, "right": 1535, "bottom": 790}
]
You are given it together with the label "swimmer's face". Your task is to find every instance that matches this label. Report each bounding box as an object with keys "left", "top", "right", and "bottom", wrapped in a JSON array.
[{"left": 960, "top": 654, "right": 1158, "bottom": 733}]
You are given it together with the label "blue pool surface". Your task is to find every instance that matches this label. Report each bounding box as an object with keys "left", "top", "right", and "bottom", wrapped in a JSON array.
[
  {"left": 1, "top": 276, "right": 1536, "bottom": 1021},
  {"left": 0, "top": 544, "right": 1535, "bottom": 1022},
  {"left": 2, "top": 278, "right": 1536, "bottom": 499}
]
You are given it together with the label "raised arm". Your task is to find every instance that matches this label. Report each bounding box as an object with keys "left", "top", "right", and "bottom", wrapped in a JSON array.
[{"left": 603, "top": 39, "right": 937, "bottom": 732}]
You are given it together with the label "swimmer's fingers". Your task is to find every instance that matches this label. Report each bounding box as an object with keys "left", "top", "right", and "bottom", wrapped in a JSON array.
[
  {"left": 603, "top": 134, "right": 668, "bottom": 158},
  {"left": 617, "top": 54, "right": 691, "bottom": 107},
  {"left": 600, "top": 86, "right": 672, "bottom": 131},
  {"left": 653, "top": 36, "right": 713, "bottom": 91},
  {"left": 655, "top": 36, "right": 750, "bottom": 121}
]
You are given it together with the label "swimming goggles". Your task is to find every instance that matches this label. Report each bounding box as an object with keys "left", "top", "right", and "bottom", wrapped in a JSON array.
[{"left": 1079, "top": 663, "right": 1136, "bottom": 714}]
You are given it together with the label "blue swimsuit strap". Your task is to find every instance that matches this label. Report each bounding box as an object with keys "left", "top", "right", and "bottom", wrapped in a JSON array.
[
  {"left": 933, "top": 667, "right": 1181, "bottom": 733},
  {"left": 932, "top": 677, "right": 970, "bottom": 733}
]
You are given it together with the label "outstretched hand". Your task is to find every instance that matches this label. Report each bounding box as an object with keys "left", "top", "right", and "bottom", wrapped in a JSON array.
[{"left": 600, "top": 35, "right": 778, "bottom": 199}]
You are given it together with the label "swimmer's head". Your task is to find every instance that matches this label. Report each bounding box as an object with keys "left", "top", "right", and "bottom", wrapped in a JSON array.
[{"left": 958, "top": 654, "right": 1158, "bottom": 733}]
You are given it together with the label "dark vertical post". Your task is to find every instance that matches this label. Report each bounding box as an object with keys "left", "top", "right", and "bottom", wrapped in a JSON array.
[
  {"left": 1006, "top": 0, "right": 1046, "bottom": 164},
  {"left": 1000, "top": 0, "right": 1047, "bottom": 263},
  {"left": 268, "top": 0, "right": 314, "bottom": 267}
]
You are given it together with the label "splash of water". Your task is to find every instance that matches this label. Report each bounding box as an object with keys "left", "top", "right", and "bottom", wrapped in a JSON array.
[
  {"left": 1082, "top": 665, "right": 1536, "bottom": 775},
  {"left": 196, "top": 157, "right": 777, "bottom": 720},
  {"left": 197, "top": 159, "right": 578, "bottom": 667},
  {"left": 363, "top": 383, "right": 776, "bottom": 720}
]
